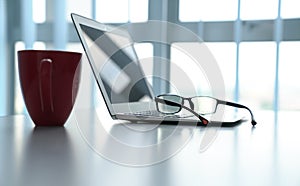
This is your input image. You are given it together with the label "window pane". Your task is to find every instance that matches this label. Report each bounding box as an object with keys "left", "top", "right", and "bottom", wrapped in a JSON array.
[
  {"left": 33, "top": 42, "right": 46, "bottom": 50},
  {"left": 179, "top": 0, "right": 238, "bottom": 22},
  {"left": 240, "top": 0, "right": 278, "bottom": 20},
  {"left": 206, "top": 42, "right": 237, "bottom": 100},
  {"left": 129, "top": 0, "right": 148, "bottom": 22},
  {"left": 67, "top": 0, "right": 92, "bottom": 22},
  {"left": 179, "top": 0, "right": 201, "bottom": 22},
  {"left": 281, "top": 0, "right": 300, "bottom": 18},
  {"left": 239, "top": 42, "right": 276, "bottom": 110},
  {"left": 96, "top": 0, "right": 129, "bottom": 23},
  {"left": 171, "top": 42, "right": 213, "bottom": 96},
  {"left": 96, "top": 0, "right": 148, "bottom": 23},
  {"left": 33, "top": 0, "right": 46, "bottom": 23},
  {"left": 279, "top": 42, "right": 300, "bottom": 110}
]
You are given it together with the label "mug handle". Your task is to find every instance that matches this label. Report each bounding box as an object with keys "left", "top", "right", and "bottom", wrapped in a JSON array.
[{"left": 39, "top": 58, "right": 54, "bottom": 112}]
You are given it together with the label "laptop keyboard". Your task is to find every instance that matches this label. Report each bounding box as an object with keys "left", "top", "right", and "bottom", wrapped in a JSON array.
[
  {"left": 132, "top": 110, "right": 166, "bottom": 117},
  {"left": 120, "top": 110, "right": 195, "bottom": 120},
  {"left": 131, "top": 110, "right": 183, "bottom": 118}
]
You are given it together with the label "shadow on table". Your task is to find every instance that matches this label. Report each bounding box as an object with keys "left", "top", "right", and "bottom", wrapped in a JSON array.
[{"left": 18, "top": 126, "right": 77, "bottom": 186}]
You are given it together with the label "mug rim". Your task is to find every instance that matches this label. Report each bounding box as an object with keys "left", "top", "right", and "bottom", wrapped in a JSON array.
[{"left": 18, "top": 49, "right": 82, "bottom": 56}]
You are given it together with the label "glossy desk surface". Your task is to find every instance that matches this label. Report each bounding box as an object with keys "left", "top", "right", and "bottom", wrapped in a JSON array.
[{"left": 0, "top": 110, "right": 299, "bottom": 186}]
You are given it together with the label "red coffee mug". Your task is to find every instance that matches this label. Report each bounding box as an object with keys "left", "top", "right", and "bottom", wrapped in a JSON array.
[{"left": 18, "top": 50, "right": 82, "bottom": 126}]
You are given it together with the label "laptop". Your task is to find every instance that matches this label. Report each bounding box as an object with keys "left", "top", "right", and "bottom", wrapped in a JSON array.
[{"left": 71, "top": 13, "right": 242, "bottom": 125}]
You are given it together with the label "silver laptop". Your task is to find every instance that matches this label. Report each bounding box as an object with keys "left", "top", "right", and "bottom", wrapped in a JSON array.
[{"left": 71, "top": 13, "right": 242, "bottom": 125}]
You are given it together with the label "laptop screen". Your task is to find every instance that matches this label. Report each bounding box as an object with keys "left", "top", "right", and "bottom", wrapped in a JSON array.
[{"left": 78, "top": 22, "right": 153, "bottom": 104}]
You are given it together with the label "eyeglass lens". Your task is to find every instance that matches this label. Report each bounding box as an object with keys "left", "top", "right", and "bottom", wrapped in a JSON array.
[
  {"left": 157, "top": 95, "right": 183, "bottom": 114},
  {"left": 191, "top": 97, "right": 218, "bottom": 115},
  {"left": 157, "top": 95, "right": 218, "bottom": 115}
]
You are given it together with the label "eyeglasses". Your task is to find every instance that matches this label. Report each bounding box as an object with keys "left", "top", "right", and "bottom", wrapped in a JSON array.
[{"left": 155, "top": 94, "right": 257, "bottom": 126}]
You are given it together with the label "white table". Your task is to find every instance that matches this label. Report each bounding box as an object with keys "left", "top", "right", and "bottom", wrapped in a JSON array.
[{"left": 0, "top": 109, "right": 299, "bottom": 186}]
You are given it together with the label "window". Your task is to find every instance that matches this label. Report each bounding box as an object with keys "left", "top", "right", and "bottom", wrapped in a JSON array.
[
  {"left": 171, "top": 42, "right": 237, "bottom": 99},
  {"left": 206, "top": 42, "right": 237, "bottom": 100},
  {"left": 67, "top": 0, "right": 92, "bottom": 22},
  {"left": 279, "top": 42, "right": 300, "bottom": 110},
  {"left": 179, "top": 0, "right": 238, "bottom": 22},
  {"left": 171, "top": 42, "right": 212, "bottom": 96},
  {"left": 281, "top": 0, "right": 300, "bottom": 19},
  {"left": 240, "top": 0, "right": 278, "bottom": 20},
  {"left": 128, "top": 0, "right": 149, "bottom": 23},
  {"left": 239, "top": 42, "right": 276, "bottom": 109},
  {"left": 33, "top": 0, "right": 46, "bottom": 23},
  {"left": 96, "top": 0, "right": 148, "bottom": 23},
  {"left": 2, "top": 0, "right": 300, "bottom": 116}
]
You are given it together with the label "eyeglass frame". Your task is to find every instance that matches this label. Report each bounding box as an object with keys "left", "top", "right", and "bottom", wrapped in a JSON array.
[{"left": 155, "top": 94, "right": 257, "bottom": 126}]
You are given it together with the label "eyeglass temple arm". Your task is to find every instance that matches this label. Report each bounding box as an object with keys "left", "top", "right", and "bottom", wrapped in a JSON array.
[
  {"left": 155, "top": 98, "right": 209, "bottom": 125},
  {"left": 181, "top": 104, "right": 209, "bottom": 125},
  {"left": 218, "top": 100, "right": 257, "bottom": 126}
]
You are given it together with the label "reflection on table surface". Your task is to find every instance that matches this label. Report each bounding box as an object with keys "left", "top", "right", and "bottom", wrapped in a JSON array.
[{"left": 0, "top": 110, "right": 300, "bottom": 186}]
